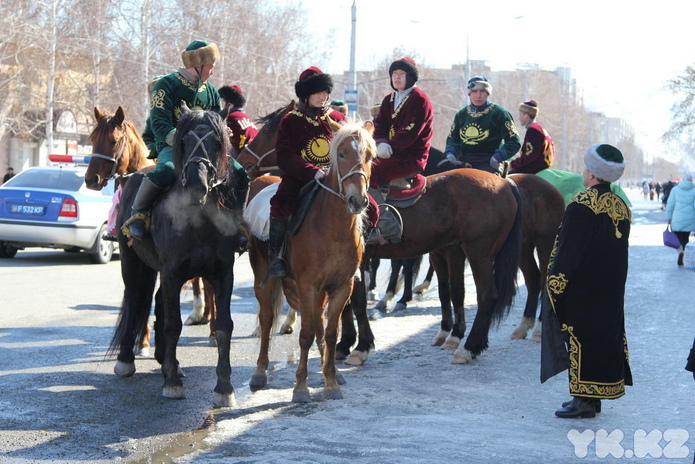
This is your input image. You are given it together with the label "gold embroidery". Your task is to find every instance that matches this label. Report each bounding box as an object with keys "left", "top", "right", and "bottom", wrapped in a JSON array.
[
  {"left": 175, "top": 73, "right": 197, "bottom": 91},
  {"left": 506, "top": 119, "right": 519, "bottom": 136},
  {"left": 547, "top": 273, "right": 568, "bottom": 296},
  {"left": 565, "top": 325, "right": 626, "bottom": 399},
  {"left": 151, "top": 89, "right": 165, "bottom": 110},
  {"left": 465, "top": 103, "right": 494, "bottom": 118},
  {"left": 301, "top": 135, "right": 331, "bottom": 165},
  {"left": 459, "top": 123, "right": 489, "bottom": 145},
  {"left": 288, "top": 109, "right": 334, "bottom": 127},
  {"left": 571, "top": 189, "right": 631, "bottom": 238},
  {"left": 523, "top": 141, "right": 533, "bottom": 156}
]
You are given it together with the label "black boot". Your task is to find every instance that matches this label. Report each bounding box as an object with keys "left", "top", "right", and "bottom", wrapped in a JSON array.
[
  {"left": 555, "top": 397, "right": 597, "bottom": 418},
  {"left": 562, "top": 398, "right": 601, "bottom": 413},
  {"left": 268, "top": 217, "right": 288, "bottom": 278},
  {"left": 678, "top": 251, "right": 684, "bottom": 267},
  {"left": 123, "top": 177, "right": 164, "bottom": 240}
]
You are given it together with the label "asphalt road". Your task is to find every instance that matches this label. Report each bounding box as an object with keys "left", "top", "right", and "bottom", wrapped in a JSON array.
[{"left": 1, "top": 190, "right": 694, "bottom": 464}]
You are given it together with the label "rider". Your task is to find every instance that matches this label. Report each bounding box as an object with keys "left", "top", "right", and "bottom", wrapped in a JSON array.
[
  {"left": 218, "top": 84, "right": 259, "bottom": 155},
  {"left": 444, "top": 76, "right": 520, "bottom": 175},
  {"left": 124, "top": 40, "right": 250, "bottom": 248},
  {"left": 329, "top": 99, "right": 349, "bottom": 116},
  {"left": 509, "top": 99, "right": 555, "bottom": 174},
  {"left": 267, "top": 66, "right": 347, "bottom": 279}
]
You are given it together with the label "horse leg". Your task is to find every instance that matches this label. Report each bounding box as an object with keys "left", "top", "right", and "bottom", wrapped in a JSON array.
[
  {"left": 280, "top": 307, "right": 298, "bottom": 335},
  {"left": 184, "top": 277, "right": 207, "bottom": 325},
  {"left": 394, "top": 255, "right": 422, "bottom": 311},
  {"left": 531, "top": 238, "right": 556, "bottom": 343},
  {"left": 210, "top": 269, "right": 236, "bottom": 408},
  {"left": 445, "top": 246, "right": 467, "bottom": 350},
  {"left": 322, "top": 285, "right": 353, "bottom": 400},
  {"left": 452, "top": 255, "right": 495, "bottom": 364},
  {"left": 366, "top": 258, "right": 380, "bottom": 301},
  {"left": 511, "top": 243, "right": 539, "bottom": 340},
  {"left": 336, "top": 287, "right": 356, "bottom": 361},
  {"left": 373, "top": 259, "right": 400, "bottom": 313},
  {"left": 413, "top": 260, "right": 435, "bottom": 295},
  {"left": 160, "top": 278, "right": 185, "bottom": 399},
  {"left": 203, "top": 278, "right": 217, "bottom": 346},
  {"left": 430, "top": 249, "right": 454, "bottom": 347},
  {"left": 134, "top": 322, "right": 151, "bottom": 357},
  {"left": 293, "top": 284, "right": 321, "bottom": 403},
  {"left": 345, "top": 273, "right": 375, "bottom": 366}
]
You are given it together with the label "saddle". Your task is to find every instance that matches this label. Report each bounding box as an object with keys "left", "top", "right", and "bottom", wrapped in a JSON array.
[
  {"left": 367, "top": 172, "right": 426, "bottom": 245},
  {"left": 288, "top": 181, "right": 321, "bottom": 236}
]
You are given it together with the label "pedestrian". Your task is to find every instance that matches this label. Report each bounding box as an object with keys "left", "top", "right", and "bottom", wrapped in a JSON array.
[
  {"left": 444, "top": 76, "right": 521, "bottom": 175},
  {"left": 541, "top": 143, "right": 632, "bottom": 418},
  {"left": 122, "top": 40, "right": 250, "bottom": 247},
  {"left": 509, "top": 100, "right": 555, "bottom": 174},
  {"left": 218, "top": 84, "right": 259, "bottom": 154},
  {"left": 665, "top": 174, "right": 695, "bottom": 266},
  {"left": 687, "top": 338, "right": 695, "bottom": 380},
  {"left": 662, "top": 180, "right": 675, "bottom": 209},
  {"left": 3, "top": 166, "right": 14, "bottom": 184},
  {"left": 267, "top": 66, "right": 347, "bottom": 278},
  {"left": 642, "top": 181, "right": 649, "bottom": 200}
]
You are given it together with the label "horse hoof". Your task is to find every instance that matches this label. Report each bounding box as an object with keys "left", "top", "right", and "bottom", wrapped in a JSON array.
[
  {"left": 134, "top": 346, "right": 150, "bottom": 357},
  {"left": 292, "top": 387, "right": 312, "bottom": 403},
  {"left": 451, "top": 348, "right": 473, "bottom": 364},
  {"left": 249, "top": 373, "right": 268, "bottom": 392},
  {"left": 162, "top": 386, "right": 185, "bottom": 399},
  {"left": 323, "top": 386, "right": 343, "bottom": 400},
  {"left": 373, "top": 300, "right": 387, "bottom": 311},
  {"left": 412, "top": 280, "right": 430, "bottom": 294},
  {"left": 367, "top": 290, "right": 379, "bottom": 301},
  {"left": 114, "top": 361, "right": 136, "bottom": 378},
  {"left": 431, "top": 330, "right": 449, "bottom": 347},
  {"left": 440, "top": 336, "right": 461, "bottom": 350},
  {"left": 345, "top": 350, "right": 368, "bottom": 366},
  {"left": 368, "top": 309, "right": 384, "bottom": 321},
  {"left": 280, "top": 324, "right": 294, "bottom": 335},
  {"left": 394, "top": 302, "right": 407, "bottom": 312},
  {"left": 510, "top": 329, "right": 528, "bottom": 340},
  {"left": 213, "top": 392, "right": 237, "bottom": 408}
]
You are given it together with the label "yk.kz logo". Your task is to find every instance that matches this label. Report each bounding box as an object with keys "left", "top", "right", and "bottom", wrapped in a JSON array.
[{"left": 567, "top": 429, "right": 690, "bottom": 459}]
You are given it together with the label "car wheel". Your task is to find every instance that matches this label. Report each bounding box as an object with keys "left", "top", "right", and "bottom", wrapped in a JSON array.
[
  {"left": 0, "top": 242, "right": 18, "bottom": 259},
  {"left": 88, "top": 225, "right": 114, "bottom": 264}
]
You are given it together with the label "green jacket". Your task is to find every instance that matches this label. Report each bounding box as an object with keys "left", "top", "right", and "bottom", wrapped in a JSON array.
[{"left": 445, "top": 102, "right": 520, "bottom": 160}]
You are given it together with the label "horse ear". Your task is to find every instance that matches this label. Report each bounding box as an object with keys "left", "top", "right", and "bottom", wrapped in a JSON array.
[
  {"left": 180, "top": 101, "right": 191, "bottom": 113},
  {"left": 363, "top": 120, "right": 375, "bottom": 135},
  {"left": 113, "top": 106, "right": 125, "bottom": 127},
  {"left": 94, "top": 107, "right": 104, "bottom": 121},
  {"left": 286, "top": 100, "right": 296, "bottom": 112}
]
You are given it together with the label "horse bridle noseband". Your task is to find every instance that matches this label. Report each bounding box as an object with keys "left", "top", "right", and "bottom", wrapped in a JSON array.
[
  {"left": 181, "top": 120, "right": 225, "bottom": 191},
  {"left": 317, "top": 136, "right": 369, "bottom": 199},
  {"left": 242, "top": 143, "right": 277, "bottom": 174},
  {"left": 91, "top": 124, "right": 129, "bottom": 181}
]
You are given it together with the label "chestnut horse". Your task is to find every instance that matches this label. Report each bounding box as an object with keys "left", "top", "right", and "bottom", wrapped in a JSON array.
[
  {"left": 247, "top": 124, "right": 375, "bottom": 402},
  {"left": 110, "top": 108, "right": 242, "bottom": 406},
  {"left": 84, "top": 107, "right": 216, "bottom": 345}
]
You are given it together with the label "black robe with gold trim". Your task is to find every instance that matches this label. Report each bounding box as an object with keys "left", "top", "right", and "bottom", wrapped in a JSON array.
[{"left": 541, "top": 183, "right": 633, "bottom": 399}]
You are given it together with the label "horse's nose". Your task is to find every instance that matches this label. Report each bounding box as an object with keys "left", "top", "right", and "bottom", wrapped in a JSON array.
[{"left": 84, "top": 175, "right": 101, "bottom": 191}]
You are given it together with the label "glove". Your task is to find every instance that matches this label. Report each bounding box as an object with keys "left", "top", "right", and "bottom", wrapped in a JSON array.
[
  {"left": 445, "top": 151, "right": 463, "bottom": 167},
  {"left": 376, "top": 143, "right": 393, "bottom": 159},
  {"left": 490, "top": 149, "right": 506, "bottom": 171}
]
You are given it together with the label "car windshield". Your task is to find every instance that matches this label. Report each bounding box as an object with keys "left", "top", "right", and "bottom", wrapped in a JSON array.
[{"left": 5, "top": 168, "right": 85, "bottom": 192}]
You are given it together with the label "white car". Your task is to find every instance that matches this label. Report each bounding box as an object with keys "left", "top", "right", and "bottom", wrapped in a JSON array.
[{"left": 0, "top": 161, "right": 117, "bottom": 264}]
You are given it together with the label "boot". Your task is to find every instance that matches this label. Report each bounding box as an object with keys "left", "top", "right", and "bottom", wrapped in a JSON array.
[
  {"left": 232, "top": 185, "right": 249, "bottom": 253},
  {"left": 123, "top": 177, "right": 164, "bottom": 240},
  {"left": 678, "top": 252, "right": 684, "bottom": 267},
  {"left": 562, "top": 398, "right": 601, "bottom": 413},
  {"left": 555, "top": 397, "right": 597, "bottom": 418},
  {"left": 268, "top": 217, "right": 288, "bottom": 278}
]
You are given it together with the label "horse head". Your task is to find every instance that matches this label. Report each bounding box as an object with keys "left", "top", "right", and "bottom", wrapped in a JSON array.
[
  {"left": 174, "top": 107, "right": 231, "bottom": 206},
  {"left": 236, "top": 100, "right": 295, "bottom": 177},
  {"left": 327, "top": 123, "right": 375, "bottom": 215}
]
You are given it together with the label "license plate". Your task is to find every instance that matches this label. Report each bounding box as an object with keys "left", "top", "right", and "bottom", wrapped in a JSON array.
[{"left": 10, "top": 203, "right": 46, "bottom": 215}]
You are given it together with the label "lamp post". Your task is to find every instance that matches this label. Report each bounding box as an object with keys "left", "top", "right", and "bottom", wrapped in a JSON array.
[{"left": 348, "top": 0, "right": 358, "bottom": 120}]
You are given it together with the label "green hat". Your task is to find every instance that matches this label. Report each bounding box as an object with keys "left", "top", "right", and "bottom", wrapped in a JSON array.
[
  {"left": 583, "top": 143, "right": 625, "bottom": 182},
  {"left": 181, "top": 40, "right": 220, "bottom": 68}
]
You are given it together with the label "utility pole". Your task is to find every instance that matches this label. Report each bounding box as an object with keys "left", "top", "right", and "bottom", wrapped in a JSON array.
[{"left": 347, "top": 0, "right": 358, "bottom": 120}]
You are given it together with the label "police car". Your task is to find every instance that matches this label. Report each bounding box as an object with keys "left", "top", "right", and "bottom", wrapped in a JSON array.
[{"left": 0, "top": 155, "right": 117, "bottom": 264}]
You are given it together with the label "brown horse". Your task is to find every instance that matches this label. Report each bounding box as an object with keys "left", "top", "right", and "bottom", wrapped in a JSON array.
[
  {"left": 84, "top": 106, "right": 216, "bottom": 346},
  {"left": 247, "top": 123, "right": 375, "bottom": 402}
]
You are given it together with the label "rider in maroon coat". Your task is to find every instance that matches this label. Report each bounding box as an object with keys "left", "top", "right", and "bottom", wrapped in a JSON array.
[
  {"left": 218, "top": 84, "right": 259, "bottom": 154},
  {"left": 509, "top": 99, "right": 555, "bottom": 174},
  {"left": 267, "top": 67, "right": 347, "bottom": 278}
]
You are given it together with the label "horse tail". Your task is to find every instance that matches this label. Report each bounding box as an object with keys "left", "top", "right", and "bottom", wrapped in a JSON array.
[
  {"left": 270, "top": 279, "right": 285, "bottom": 334},
  {"left": 107, "top": 296, "right": 151, "bottom": 358},
  {"left": 491, "top": 182, "right": 523, "bottom": 325}
]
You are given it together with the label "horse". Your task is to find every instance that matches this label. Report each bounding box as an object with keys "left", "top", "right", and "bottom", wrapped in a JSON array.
[
  {"left": 247, "top": 123, "right": 375, "bottom": 402},
  {"left": 109, "top": 107, "right": 242, "bottom": 406},
  {"left": 84, "top": 106, "right": 217, "bottom": 346}
]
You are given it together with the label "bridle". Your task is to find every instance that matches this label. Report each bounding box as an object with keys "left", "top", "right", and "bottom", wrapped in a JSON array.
[
  {"left": 90, "top": 124, "right": 130, "bottom": 181},
  {"left": 242, "top": 143, "right": 277, "bottom": 174},
  {"left": 181, "top": 118, "right": 225, "bottom": 191},
  {"left": 317, "top": 136, "right": 369, "bottom": 199}
]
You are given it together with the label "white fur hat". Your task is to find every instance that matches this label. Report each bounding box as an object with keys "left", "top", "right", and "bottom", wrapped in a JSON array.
[{"left": 583, "top": 143, "right": 625, "bottom": 183}]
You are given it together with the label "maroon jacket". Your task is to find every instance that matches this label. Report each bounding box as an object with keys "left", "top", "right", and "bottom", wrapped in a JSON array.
[
  {"left": 373, "top": 87, "right": 433, "bottom": 173},
  {"left": 510, "top": 122, "right": 555, "bottom": 174},
  {"left": 225, "top": 109, "right": 259, "bottom": 152}
]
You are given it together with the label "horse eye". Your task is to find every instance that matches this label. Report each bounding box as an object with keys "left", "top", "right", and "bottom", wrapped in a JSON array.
[{"left": 338, "top": 151, "right": 345, "bottom": 160}]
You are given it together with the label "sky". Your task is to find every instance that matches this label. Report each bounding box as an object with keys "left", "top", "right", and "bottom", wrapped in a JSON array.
[{"left": 275, "top": 0, "right": 695, "bottom": 164}]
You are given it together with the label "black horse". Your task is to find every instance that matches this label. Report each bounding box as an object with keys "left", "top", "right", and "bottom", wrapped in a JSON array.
[{"left": 109, "top": 107, "right": 242, "bottom": 407}]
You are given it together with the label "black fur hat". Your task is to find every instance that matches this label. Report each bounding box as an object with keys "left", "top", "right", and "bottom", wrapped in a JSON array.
[
  {"left": 219, "top": 85, "right": 246, "bottom": 108},
  {"left": 389, "top": 57, "right": 418, "bottom": 90},
  {"left": 295, "top": 66, "right": 333, "bottom": 100}
]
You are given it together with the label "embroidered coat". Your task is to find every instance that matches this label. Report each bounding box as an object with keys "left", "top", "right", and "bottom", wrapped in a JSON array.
[
  {"left": 541, "top": 184, "right": 633, "bottom": 399},
  {"left": 445, "top": 103, "right": 520, "bottom": 173},
  {"left": 225, "top": 109, "right": 259, "bottom": 153},
  {"left": 371, "top": 87, "right": 433, "bottom": 186},
  {"left": 269, "top": 105, "right": 346, "bottom": 219},
  {"left": 509, "top": 122, "right": 555, "bottom": 174}
]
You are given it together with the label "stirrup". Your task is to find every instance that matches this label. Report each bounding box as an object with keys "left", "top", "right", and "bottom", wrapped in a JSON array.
[
  {"left": 365, "top": 227, "right": 387, "bottom": 246},
  {"left": 121, "top": 212, "right": 151, "bottom": 246},
  {"left": 268, "top": 258, "right": 288, "bottom": 279}
]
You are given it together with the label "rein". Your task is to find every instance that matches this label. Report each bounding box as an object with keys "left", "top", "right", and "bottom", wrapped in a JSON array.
[
  {"left": 242, "top": 144, "right": 277, "bottom": 174},
  {"left": 180, "top": 120, "right": 225, "bottom": 191},
  {"left": 91, "top": 125, "right": 129, "bottom": 181},
  {"left": 317, "top": 136, "right": 368, "bottom": 199}
]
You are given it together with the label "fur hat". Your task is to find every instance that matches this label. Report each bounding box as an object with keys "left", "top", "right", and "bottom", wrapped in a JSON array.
[
  {"left": 389, "top": 57, "right": 418, "bottom": 90},
  {"left": 181, "top": 40, "right": 220, "bottom": 68},
  {"left": 370, "top": 102, "right": 382, "bottom": 119},
  {"left": 467, "top": 76, "right": 492, "bottom": 95},
  {"left": 330, "top": 99, "right": 348, "bottom": 115},
  {"left": 295, "top": 66, "right": 333, "bottom": 100},
  {"left": 583, "top": 143, "right": 625, "bottom": 183},
  {"left": 219, "top": 85, "right": 246, "bottom": 108},
  {"left": 519, "top": 99, "right": 539, "bottom": 119}
]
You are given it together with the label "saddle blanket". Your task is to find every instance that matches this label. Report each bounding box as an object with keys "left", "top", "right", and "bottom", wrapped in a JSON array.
[{"left": 243, "top": 182, "right": 279, "bottom": 241}]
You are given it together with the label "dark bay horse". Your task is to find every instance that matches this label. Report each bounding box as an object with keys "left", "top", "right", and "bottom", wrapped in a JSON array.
[
  {"left": 110, "top": 108, "right": 243, "bottom": 406},
  {"left": 84, "top": 106, "right": 216, "bottom": 346},
  {"left": 247, "top": 124, "right": 375, "bottom": 402}
]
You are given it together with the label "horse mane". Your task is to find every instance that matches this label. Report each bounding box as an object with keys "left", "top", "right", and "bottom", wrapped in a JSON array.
[
  {"left": 255, "top": 101, "right": 295, "bottom": 133},
  {"left": 329, "top": 123, "right": 376, "bottom": 165}
]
